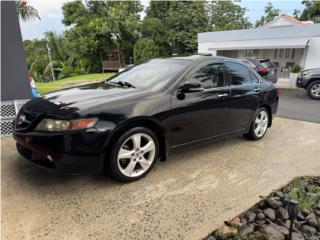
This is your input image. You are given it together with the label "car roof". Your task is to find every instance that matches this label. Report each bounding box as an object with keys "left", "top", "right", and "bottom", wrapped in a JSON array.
[{"left": 155, "top": 54, "right": 236, "bottom": 62}]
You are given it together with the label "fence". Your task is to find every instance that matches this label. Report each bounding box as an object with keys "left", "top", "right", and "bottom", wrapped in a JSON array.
[{"left": 1, "top": 100, "right": 28, "bottom": 136}]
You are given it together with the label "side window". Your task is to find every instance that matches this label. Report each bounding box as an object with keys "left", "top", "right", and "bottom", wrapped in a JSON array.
[
  {"left": 189, "top": 62, "right": 225, "bottom": 89},
  {"left": 225, "top": 62, "right": 251, "bottom": 85},
  {"left": 250, "top": 71, "right": 260, "bottom": 84}
]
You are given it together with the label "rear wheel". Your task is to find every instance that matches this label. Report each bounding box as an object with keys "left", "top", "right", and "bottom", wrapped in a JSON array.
[
  {"left": 244, "top": 108, "right": 269, "bottom": 140},
  {"left": 108, "top": 127, "right": 159, "bottom": 182},
  {"left": 307, "top": 80, "right": 320, "bottom": 100}
]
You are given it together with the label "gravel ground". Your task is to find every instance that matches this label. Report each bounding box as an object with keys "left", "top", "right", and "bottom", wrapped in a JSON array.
[{"left": 2, "top": 118, "right": 320, "bottom": 240}]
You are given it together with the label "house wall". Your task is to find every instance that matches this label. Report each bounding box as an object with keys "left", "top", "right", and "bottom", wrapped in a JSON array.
[
  {"left": 1, "top": 1, "right": 31, "bottom": 101},
  {"left": 305, "top": 37, "right": 320, "bottom": 69}
]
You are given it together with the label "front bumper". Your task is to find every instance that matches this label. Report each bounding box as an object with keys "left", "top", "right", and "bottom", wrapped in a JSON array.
[
  {"left": 13, "top": 129, "right": 109, "bottom": 174},
  {"left": 296, "top": 77, "right": 304, "bottom": 88}
]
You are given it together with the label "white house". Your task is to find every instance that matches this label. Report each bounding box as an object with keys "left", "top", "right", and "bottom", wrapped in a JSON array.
[{"left": 198, "top": 14, "right": 320, "bottom": 77}]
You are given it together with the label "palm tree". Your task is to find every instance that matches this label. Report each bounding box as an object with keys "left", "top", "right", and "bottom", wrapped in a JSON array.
[{"left": 16, "top": 0, "right": 40, "bottom": 21}]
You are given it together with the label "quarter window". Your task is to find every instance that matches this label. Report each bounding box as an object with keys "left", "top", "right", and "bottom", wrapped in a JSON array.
[
  {"left": 225, "top": 62, "right": 251, "bottom": 85},
  {"left": 189, "top": 62, "right": 225, "bottom": 89}
]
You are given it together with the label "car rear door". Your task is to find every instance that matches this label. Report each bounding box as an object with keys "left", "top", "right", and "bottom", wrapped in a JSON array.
[
  {"left": 225, "top": 61, "right": 261, "bottom": 132},
  {"left": 169, "top": 61, "right": 230, "bottom": 147}
]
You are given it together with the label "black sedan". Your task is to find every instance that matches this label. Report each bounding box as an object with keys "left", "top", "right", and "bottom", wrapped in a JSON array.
[{"left": 13, "top": 55, "right": 279, "bottom": 182}]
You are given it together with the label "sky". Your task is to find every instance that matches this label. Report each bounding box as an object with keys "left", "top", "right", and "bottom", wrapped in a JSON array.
[{"left": 20, "top": 0, "right": 305, "bottom": 40}]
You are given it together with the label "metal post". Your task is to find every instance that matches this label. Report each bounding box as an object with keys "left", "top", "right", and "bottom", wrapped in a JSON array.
[{"left": 46, "top": 43, "right": 55, "bottom": 82}]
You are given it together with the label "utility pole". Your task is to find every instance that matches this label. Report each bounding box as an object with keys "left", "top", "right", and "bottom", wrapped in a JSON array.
[{"left": 46, "top": 43, "right": 55, "bottom": 82}]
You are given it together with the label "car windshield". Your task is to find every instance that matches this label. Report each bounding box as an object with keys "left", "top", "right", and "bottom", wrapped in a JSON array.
[{"left": 108, "top": 59, "right": 190, "bottom": 90}]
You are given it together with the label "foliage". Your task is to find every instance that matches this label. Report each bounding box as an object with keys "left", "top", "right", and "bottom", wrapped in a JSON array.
[
  {"left": 134, "top": 38, "right": 159, "bottom": 63},
  {"left": 300, "top": 0, "right": 320, "bottom": 23},
  {"left": 146, "top": 0, "right": 251, "bottom": 54},
  {"left": 35, "top": 73, "right": 114, "bottom": 94},
  {"left": 209, "top": 0, "right": 252, "bottom": 31},
  {"left": 255, "top": 2, "right": 280, "bottom": 27},
  {"left": 24, "top": 0, "right": 254, "bottom": 82},
  {"left": 289, "top": 64, "right": 303, "bottom": 73},
  {"left": 140, "top": 18, "right": 170, "bottom": 56},
  {"left": 283, "top": 177, "right": 320, "bottom": 211},
  {"left": 16, "top": 0, "right": 40, "bottom": 21},
  {"left": 62, "top": 0, "right": 143, "bottom": 72}
]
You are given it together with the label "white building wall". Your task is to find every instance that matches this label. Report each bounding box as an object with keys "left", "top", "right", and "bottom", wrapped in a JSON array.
[
  {"left": 304, "top": 37, "right": 320, "bottom": 69},
  {"left": 198, "top": 42, "right": 216, "bottom": 55}
]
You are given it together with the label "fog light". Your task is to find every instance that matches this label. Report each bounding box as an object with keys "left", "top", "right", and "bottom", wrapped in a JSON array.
[{"left": 47, "top": 155, "right": 53, "bottom": 162}]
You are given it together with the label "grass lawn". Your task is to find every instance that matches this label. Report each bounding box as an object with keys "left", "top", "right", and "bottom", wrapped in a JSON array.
[{"left": 35, "top": 73, "right": 115, "bottom": 94}]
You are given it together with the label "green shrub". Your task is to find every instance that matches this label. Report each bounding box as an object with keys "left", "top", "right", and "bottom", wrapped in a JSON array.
[{"left": 289, "top": 64, "right": 302, "bottom": 73}]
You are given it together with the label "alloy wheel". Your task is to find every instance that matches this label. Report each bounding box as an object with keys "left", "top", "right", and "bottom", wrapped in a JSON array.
[
  {"left": 311, "top": 84, "right": 320, "bottom": 97},
  {"left": 117, "top": 133, "right": 156, "bottom": 178},
  {"left": 254, "top": 110, "right": 268, "bottom": 138}
]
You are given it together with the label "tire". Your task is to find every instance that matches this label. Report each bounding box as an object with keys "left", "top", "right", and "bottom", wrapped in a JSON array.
[
  {"left": 244, "top": 107, "right": 269, "bottom": 140},
  {"left": 108, "top": 127, "right": 159, "bottom": 183},
  {"left": 307, "top": 80, "right": 320, "bottom": 100}
]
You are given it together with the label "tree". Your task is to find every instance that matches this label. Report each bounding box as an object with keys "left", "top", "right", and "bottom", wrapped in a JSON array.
[
  {"left": 62, "top": 0, "right": 142, "bottom": 72},
  {"left": 16, "top": 0, "right": 40, "bottom": 21},
  {"left": 146, "top": 1, "right": 210, "bottom": 54},
  {"left": 134, "top": 38, "right": 159, "bottom": 63},
  {"left": 141, "top": 18, "right": 170, "bottom": 56},
  {"left": 300, "top": 0, "right": 320, "bottom": 23},
  {"left": 209, "top": 0, "right": 252, "bottom": 31},
  {"left": 255, "top": 2, "right": 280, "bottom": 27}
]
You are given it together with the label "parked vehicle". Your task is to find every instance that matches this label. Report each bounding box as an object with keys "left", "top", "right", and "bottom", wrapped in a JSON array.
[
  {"left": 13, "top": 55, "right": 279, "bottom": 182},
  {"left": 296, "top": 68, "right": 320, "bottom": 100},
  {"left": 240, "top": 58, "right": 278, "bottom": 83}
]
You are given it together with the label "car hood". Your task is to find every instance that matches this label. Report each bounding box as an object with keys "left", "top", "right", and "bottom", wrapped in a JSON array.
[
  {"left": 302, "top": 68, "right": 320, "bottom": 75},
  {"left": 22, "top": 82, "right": 149, "bottom": 117}
]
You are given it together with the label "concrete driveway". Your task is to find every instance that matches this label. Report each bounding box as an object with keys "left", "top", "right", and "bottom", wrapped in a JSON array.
[
  {"left": 2, "top": 118, "right": 320, "bottom": 240},
  {"left": 277, "top": 88, "right": 320, "bottom": 123}
]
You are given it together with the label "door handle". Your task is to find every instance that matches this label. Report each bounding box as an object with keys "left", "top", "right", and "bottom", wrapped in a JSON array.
[
  {"left": 217, "top": 93, "right": 229, "bottom": 98},
  {"left": 254, "top": 87, "right": 261, "bottom": 92}
]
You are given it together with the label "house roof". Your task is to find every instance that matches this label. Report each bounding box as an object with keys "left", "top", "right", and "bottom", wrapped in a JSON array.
[{"left": 198, "top": 23, "right": 320, "bottom": 43}]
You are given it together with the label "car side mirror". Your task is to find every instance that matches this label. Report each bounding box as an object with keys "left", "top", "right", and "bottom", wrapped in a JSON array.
[{"left": 179, "top": 82, "right": 204, "bottom": 93}]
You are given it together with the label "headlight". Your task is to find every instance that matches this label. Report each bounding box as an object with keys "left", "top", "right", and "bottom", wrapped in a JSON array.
[{"left": 35, "top": 118, "right": 97, "bottom": 132}]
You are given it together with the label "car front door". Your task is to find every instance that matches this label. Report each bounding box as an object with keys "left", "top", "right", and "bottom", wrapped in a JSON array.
[
  {"left": 225, "top": 61, "right": 261, "bottom": 132},
  {"left": 169, "top": 61, "right": 230, "bottom": 147}
]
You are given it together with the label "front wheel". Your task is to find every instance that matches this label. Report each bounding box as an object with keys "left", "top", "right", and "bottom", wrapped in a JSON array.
[
  {"left": 307, "top": 80, "right": 320, "bottom": 100},
  {"left": 244, "top": 108, "right": 269, "bottom": 140},
  {"left": 108, "top": 127, "right": 159, "bottom": 183}
]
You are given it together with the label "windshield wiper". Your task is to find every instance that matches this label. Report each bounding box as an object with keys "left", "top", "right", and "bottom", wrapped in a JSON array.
[{"left": 114, "top": 81, "right": 136, "bottom": 88}]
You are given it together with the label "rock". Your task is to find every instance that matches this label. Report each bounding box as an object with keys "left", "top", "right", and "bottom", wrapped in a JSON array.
[
  {"left": 240, "top": 216, "right": 248, "bottom": 225},
  {"left": 301, "top": 224, "right": 317, "bottom": 236},
  {"left": 246, "top": 212, "right": 257, "bottom": 223},
  {"left": 263, "top": 226, "right": 285, "bottom": 240},
  {"left": 256, "top": 213, "right": 266, "bottom": 220},
  {"left": 306, "top": 213, "right": 319, "bottom": 228},
  {"left": 228, "top": 216, "right": 242, "bottom": 229},
  {"left": 269, "top": 223, "right": 289, "bottom": 236},
  {"left": 264, "top": 208, "right": 276, "bottom": 221},
  {"left": 239, "top": 224, "right": 254, "bottom": 236},
  {"left": 285, "top": 220, "right": 301, "bottom": 232},
  {"left": 275, "top": 191, "right": 284, "bottom": 199},
  {"left": 266, "top": 197, "right": 282, "bottom": 209},
  {"left": 297, "top": 210, "right": 306, "bottom": 221},
  {"left": 301, "top": 208, "right": 311, "bottom": 217},
  {"left": 277, "top": 207, "right": 289, "bottom": 221},
  {"left": 215, "top": 224, "right": 238, "bottom": 239},
  {"left": 207, "top": 235, "right": 216, "bottom": 240},
  {"left": 291, "top": 232, "right": 305, "bottom": 240}
]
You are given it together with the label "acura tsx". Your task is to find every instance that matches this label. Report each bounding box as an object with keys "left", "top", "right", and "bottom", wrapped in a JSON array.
[{"left": 13, "top": 55, "right": 279, "bottom": 182}]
